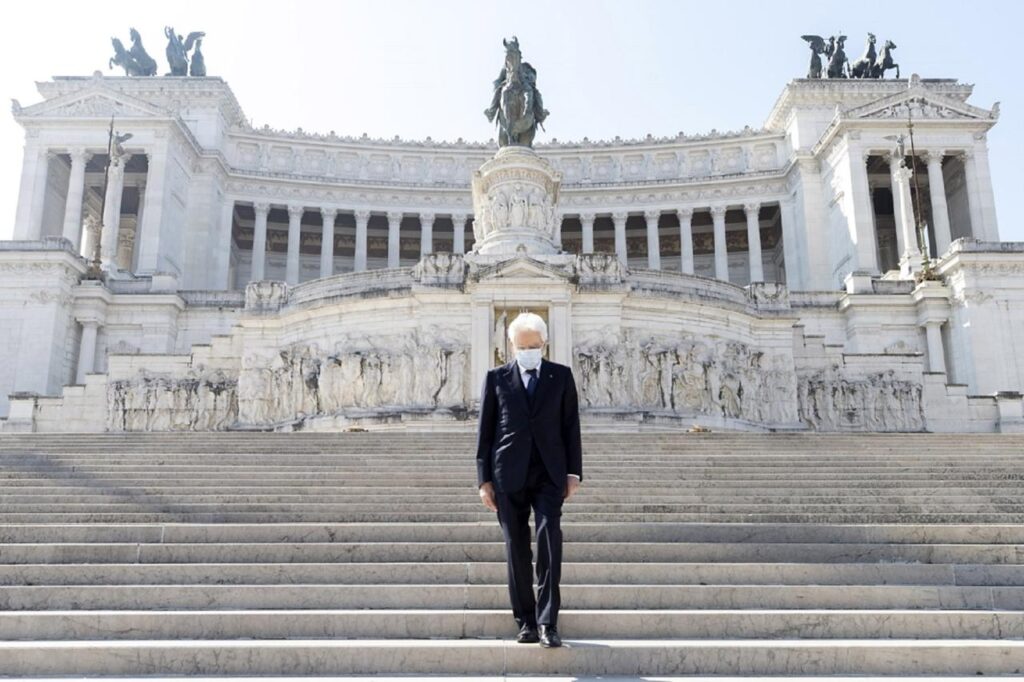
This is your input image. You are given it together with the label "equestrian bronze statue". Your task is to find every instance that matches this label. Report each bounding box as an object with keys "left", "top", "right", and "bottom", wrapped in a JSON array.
[{"left": 484, "top": 36, "right": 550, "bottom": 147}]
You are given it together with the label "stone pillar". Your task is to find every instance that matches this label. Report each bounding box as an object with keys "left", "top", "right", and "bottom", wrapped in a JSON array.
[
  {"left": 889, "top": 154, "right": 909, "bottom": 259},
  {"left": 612, "top": 211, "right": 628, "bottom": 265},
  {"left": 133, "top": 180, "right": 146, "bottom": 271},
  {"left": 710, "top": 205, "right": 729, "bottom": 282},
  {"left": 116, "top": 229, "right": 135, "bottom": 271},
  {"left": 744, "top": 202, "right": 763, "bottom": 283},
  {"left": 968, "top": 138, "right": 999, "bottom": 240},
  {"left": 26, "top": 149, "right": 51, "bottom": 240},
  {"left": 320, "top": 207, "right": 336, "bottom": 278},
  {"left": 778, "top": 197, "right": 801, "bottom": 289},
  {"left": 354, "top": 209, "right": 370, "bottom": 272},
  {"left": 923, "top": 150, "right": 952, "bottom": 256},
  {"left": 923, "top": 321, "right": 946, "bottom": 374},
  {"left": 214, "top": 197, "right": 235, "bottom": 290},
  {"left": 452, "top": 213, "right": 467, "bottom": 254},
  {"left": 893, "top": 163, "right": 922, "bottom": 276},
  {"left": 136, "top": 145, "right": 168, "bottom": 275},
  {"left": 251, "top": 201, "right": 270, "bottom": 282},
  {"left": 61, "top": 148, "right": 90, "bottom": 250},
  {"left": 644, "top": 210, "right": 661, "bottom": 269},
  {"left": 387, "top": 211, "right": 402, "bottom": 268},
  {"left": 101, "top": 156, "right": 129, "bottom": 270},
  {"left": 677, "top": 208, "right": 694, "bottom": 275},
  {"left": 795, "top": 157, "right": 831, "bottom": 289},
  {"left": 419, "top": 212, "right": 435, "bottom": 257},
  {"left": 580, "top": 212, "right": 595, "bottom": 254},
  {"left": 847, "top": 147, "right": 880, "bottom": 274},
  {"left": 286, "top": 204, "right": 304, "bottom": 284},
  {"left": 961, "top": 148, "right": 997, "bottom": 242},
  {"left": 14, "top": 145, "right": 47, "bottom": 240},
  {"left": 75, "top": 320, "right": 100, "bottom": 384}
]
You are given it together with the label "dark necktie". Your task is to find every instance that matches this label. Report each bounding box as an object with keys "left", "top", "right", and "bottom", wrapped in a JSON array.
[{"left": 525, "top": 368, "right": 538, "bottom": 400}]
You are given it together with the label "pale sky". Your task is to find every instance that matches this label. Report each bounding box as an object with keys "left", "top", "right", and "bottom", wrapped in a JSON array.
[{"left": 2, "top": 0, "right": 1021, "bottom": 241}]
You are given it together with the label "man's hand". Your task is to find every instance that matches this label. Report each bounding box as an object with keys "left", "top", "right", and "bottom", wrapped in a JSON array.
[
  {"left": 478, "top": 481, "right": 498, "bottom": 512},
  {"left": 564, "top": 476, "right": 580, "bottom": 501}
]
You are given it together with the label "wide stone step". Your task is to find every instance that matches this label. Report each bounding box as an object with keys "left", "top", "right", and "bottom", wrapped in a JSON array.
[
  {"left": 0, "top": 449, "right": 1016, "bottom": 458},
  {"left": 2, "top": 540, "right": 1021, "bottom": 565},
  {"left": 2, "top": 583, "right": 1022, "bottom": 610},
  {"left": 4, "top": 560, "right": 1017, "bottom": 587},
  {"left": 5, "top": 511, "right": 1024, "bottom": 523},
  {"left": 0, "top": 638, "right": 1021, "bottom": 676},
  {"left": 4, "top": 521, "right": 1023, "bottom": 544},
  {"left": 7, "top": 493, "right": 1024, "bottom": 507},
  {"left": 2, "top": 608, "right": 1019, "bottom": 640},
  {"left": 4, "top": 503, "right": 1024, "bottom": 518}
]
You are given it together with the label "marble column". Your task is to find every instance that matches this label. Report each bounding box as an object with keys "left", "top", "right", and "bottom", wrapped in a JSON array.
[
  {"left": 75, "top": 320, "right": 99, "bottom": 384},
  {"left": 580, "top": 212, "right": 595, "bottom": 254},
  {"left": 964, "top": 140, "right": 999, "bottom": 240},
  {"left": 27, "top": 149, "right": 51, "bottom": 240},
  {"left": 215, "top": 197, "right": 235, "bottom": 290},
  {"left": 14, "top": 145, "right": 47, "bottom": 240},
  {"left": 710, "top": 205, "right": 729, "bottom": 282},
  {"left": 644, "top": 210, "right": 661, "bottom": 269},
  {"left": 893, "top": 162, "right": 922, "bottom": 272},
  {"left": 117, "top": 229, "right": 135, "bottom": 271},
  {"left": 354, "top": 209, "right": 370, "bottom": 272},
  {"left": 133, "top": 180, "right": 146, "bottom": 272},
  {"left": 320, "top": 207, "right": 337, "bottom": 278},
  {"left": 251, "top": 201, "right": 269, "bottom": 282},
  {"left": 420, "top": 212, "right": 435, "bottom": 257},
  {"left": 387, "top": 211, "right": 402, "bottom": 267},
  {"left": 136, "top": 146, "right": 168, "bottom": 275},
  {"left": 960, "top": 148, "right": 997, "bottom": 242},
  {"left": 452, "top": 213, "right": 467, "bottom": 254},
  {"left": 922, "top": 150, "right": 952, "bottom": 256},
  {"left": 923, "top": 321, "right": 946, "bottom": 373},
  {"left": 848, "top": 148, "right": 880, "bottom": 273},
  {"left": 677, "top": 208, "right": 694, "bottom": 275},
  {"left": 61, "top": 148, "right": 90, "bottom": 250},
  {"left": 612, "top": 211, "right": 628, "bottom": 265},
  {"left": 286, "top": 204, "right": 304, "bottom": 284},
  {"left": 101, "top": 156, "right": 129, "bottom": 270},
  {"left": 744, "top": 202, "right": 764, "bottom": 283},
  {"left": 889, "top": 154, "right": 909, "bottom": 259},
  {"left": 778, "top": 198, "right": 801, "bottom": 289}
]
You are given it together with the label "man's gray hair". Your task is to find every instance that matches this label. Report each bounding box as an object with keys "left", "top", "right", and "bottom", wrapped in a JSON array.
[{"left": 507, "top": 312, "right": 548, "bottom": 344}]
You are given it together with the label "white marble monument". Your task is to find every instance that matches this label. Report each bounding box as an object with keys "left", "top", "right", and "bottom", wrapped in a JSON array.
[{"left": 1, "top": 69, "right": 1023, "bottom": 433}]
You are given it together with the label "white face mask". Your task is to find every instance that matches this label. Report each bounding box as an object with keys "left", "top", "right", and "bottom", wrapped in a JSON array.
[{"left": 515, "top": 347, "right": 543, "bottom": 370}]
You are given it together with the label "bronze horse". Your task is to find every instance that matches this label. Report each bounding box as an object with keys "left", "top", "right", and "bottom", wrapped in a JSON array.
[
  {"left": 850, "top": 33, "right": 876, "bottom": 78},
  {"left": 484, "top": 36, "right": 549, "bottom": 147},
  {"left": 872, "top": 40, "right": 899, "bottom": 78}
]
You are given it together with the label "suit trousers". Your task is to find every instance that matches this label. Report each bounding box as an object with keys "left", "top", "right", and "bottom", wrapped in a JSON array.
[{"left": 494, "top": 438, "right": 564, "bottom": 629}]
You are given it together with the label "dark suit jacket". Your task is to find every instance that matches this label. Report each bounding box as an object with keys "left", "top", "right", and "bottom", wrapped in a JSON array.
[{"left": 476, "top": 357, "right": 583, "bottom": 494}]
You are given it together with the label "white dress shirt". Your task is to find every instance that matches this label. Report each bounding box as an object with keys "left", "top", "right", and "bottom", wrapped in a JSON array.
[{"left": 518, "top": 359, "right": 581, "bottom": 482}]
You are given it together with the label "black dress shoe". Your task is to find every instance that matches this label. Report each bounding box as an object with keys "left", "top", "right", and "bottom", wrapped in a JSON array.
[
  {"left": 539, "top": 624, "right": 561, "bottom": 647},
  {"left": 515, "top": 623, "right": 539, "bottom": 643}
]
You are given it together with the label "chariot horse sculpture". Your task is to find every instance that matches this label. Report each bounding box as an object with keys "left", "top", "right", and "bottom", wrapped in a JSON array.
[{"left": 484, "top": 36, "right": 550, "bottom": 147}]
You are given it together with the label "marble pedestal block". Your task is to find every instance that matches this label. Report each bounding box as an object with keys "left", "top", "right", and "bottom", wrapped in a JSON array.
[{"left": 470, "top": 145, "right": 562, "bottom": 255}]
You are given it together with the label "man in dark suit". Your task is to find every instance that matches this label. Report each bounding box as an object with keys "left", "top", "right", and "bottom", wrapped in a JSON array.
[{"left": 475, "top": 312, "right": 583, "bottom": 648}]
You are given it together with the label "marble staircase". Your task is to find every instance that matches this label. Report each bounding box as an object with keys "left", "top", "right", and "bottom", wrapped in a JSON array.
[{"left": 0, "top": 431, "right": 1022, "bottom": 676}]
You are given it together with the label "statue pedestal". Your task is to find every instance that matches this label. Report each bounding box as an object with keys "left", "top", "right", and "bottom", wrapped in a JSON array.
[{"left": 470, "top": 146, "right": 562, "bottom": 256}]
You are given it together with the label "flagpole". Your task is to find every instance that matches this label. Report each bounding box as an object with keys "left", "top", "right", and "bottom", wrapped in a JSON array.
[{"left": 86, "top": 115, "right": 115, "bottom": 279}]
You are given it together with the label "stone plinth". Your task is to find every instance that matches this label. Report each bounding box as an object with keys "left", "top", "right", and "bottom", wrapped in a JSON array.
[{"left": 470, "top": 146, "right": 562, "bottom": 255}]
